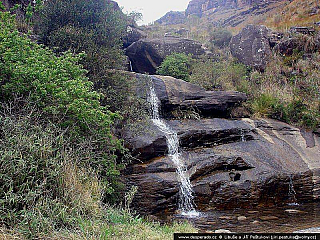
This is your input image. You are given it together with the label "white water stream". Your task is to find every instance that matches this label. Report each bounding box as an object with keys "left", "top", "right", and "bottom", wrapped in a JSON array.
[{"left": 148, "top": 84, "right": 199, "bottom": 217}]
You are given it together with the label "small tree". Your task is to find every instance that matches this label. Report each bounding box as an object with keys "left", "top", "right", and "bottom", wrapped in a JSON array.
[{"left": 157, "top": 53, "right": 193, "bottom": 81}]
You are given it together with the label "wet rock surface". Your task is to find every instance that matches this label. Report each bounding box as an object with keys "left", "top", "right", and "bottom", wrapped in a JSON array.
[{"left": 123, "top": 74, "right": 320, "bottom": 218}]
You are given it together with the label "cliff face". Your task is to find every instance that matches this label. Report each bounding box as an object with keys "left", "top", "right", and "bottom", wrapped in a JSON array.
[{"left": 185, "top": 0, "right": 279, "bottom": 16}]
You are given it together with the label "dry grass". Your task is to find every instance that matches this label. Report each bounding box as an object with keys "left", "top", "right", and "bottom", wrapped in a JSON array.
[
  {"left": 62, "top": 162, "right": 103, "bottom": 218},
  {"left": 265, "top": 0, "right": 320, "bottom": 31}
]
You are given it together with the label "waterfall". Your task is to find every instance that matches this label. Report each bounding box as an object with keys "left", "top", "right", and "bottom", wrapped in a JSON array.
[
  {"left": 241, "top": 129, "right": 246, "bottom": 142},
  {"left": 129, "top": 60, "right": 133, "bottom": 72},
  {"left": 288, "top": 175, "right": 299, "bottom": 206},
  {"left": 148, "top": 82, "right": 199, "bottom": 217}
]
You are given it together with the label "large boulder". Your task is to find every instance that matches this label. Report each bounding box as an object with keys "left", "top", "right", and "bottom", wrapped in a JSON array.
[
  {"left": 125, "top": 118, "right": 320, "bottom": 217},
  {"left": 230, "top": 25, "right": 272, "bottom": 71},
  {"left": 125, "top": 38, "right": 206, "bottom": 74}
]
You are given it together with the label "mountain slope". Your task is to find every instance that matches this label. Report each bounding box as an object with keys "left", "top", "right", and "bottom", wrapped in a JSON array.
[{"left": 155, "top": 0, "right": 320, "bottom": 32}]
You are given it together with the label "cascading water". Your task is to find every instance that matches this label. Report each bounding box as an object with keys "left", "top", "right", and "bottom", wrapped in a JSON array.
[
  {"left": 288, "top": 175, "right": 299, "bottom": 206},
  {"left": 240, "top": 129, "right": 246, "bottom": 142},
  {"left": 148, "top": 82, "right": 199, "bottom": 217}
]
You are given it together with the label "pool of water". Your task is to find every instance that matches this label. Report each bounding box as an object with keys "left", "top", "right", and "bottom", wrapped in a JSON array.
[{"left": 174, "top": 202, "right": 320, "bottom": 233}]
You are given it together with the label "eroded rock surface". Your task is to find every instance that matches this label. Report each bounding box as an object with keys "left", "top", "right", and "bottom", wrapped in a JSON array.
[{"left": 123, "top": 74, "right": 320, "bottom": 219}]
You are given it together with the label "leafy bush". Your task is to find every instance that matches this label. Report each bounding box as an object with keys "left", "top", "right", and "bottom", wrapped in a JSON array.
[
  {"left": 0, "top": 11, "right": 117, "bottom": 136},
  {"left": 157, "top": 53, "right": 193, "bottom": 81}
]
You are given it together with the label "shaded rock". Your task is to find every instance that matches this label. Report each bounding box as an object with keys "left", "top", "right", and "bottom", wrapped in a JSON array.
[
  {"left": 289, "top": 27, "right": 316, "bottom": 35},
  {"left": 155, "top": 11, "right": 186, "bottom": 25},
  {"left": 126, "top": 172, "right": 179, "bottom": 216},
  {"left": 274, "top": 36, "right": 320, "bottom": 56},
  {"left": 274, "top": 38, "right": 304, "bottom": 56},
  {"left": 230, "top": 25, "right": 272, "bottom": 71},
  {"left": 300, "top": 129, "right": 315, "bottom": 148},
  {"left": 126, "top": 38, "right": 205, "bottom": 74},
  {"left": 123, "top": 26, "right": 147, "bottom": 48}
]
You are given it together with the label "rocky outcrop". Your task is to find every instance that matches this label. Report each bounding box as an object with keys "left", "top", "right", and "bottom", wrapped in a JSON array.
[
  {"left": 123, "top": 26, "right": 147, "bottom": 48},
  {"left": 274, "top": 34, "right": 320, "bottom": 56},
  {"left": 126, "top": 118, "right": 320, "bottom": 217},
  {"left": 185, "top": 0, "right": 280, "bottom": 17},
  {"left": 230, "top": 25, "right": 272, "bottom": 71},
  {"left": 124, "top": 74, "right": 247, "bottom": 160},
  {"left": 140, "top": 75, "right": 247, "bottom": 117},
  {"left": 155, "top": 11, "right": 186, "bottom": 25},
  {"left": 123, "top": 74, "right": 320, "bottom": 219},
  {"left": 125, "top": 38, "right": 206, "bottom": 74}
]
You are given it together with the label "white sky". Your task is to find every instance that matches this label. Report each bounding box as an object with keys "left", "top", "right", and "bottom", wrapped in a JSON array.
[{"left": 116, "top": 0, "right": 190, "bottom": 25}]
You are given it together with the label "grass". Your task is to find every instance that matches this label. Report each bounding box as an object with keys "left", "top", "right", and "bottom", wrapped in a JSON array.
[{"left": 0, "top": 211, "right": 197, "bottom": 240}]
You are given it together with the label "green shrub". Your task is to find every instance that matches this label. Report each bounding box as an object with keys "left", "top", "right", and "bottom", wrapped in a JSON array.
[
  {"left": 0, "top": 10, "right": 125, "bottom": 206},
  {"left": 251, "top": 93, "right": 280, "bottom": 117},
  {"left": 157, "top": 53, "right": 193, "bottom": 81},
  {"left": 0, "top": 11, "right": 117, "bottom": 136},
  {"left": 210, "top": 28, "right": 233, "bottom": 48},
  {"left": 36, "top": 0, "right": 127, "bottom": 74}
]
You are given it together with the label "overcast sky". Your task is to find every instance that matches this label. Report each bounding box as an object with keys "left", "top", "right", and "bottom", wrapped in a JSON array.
[{"left": 116, "top": 0, "right": 190, "bottom": 25}]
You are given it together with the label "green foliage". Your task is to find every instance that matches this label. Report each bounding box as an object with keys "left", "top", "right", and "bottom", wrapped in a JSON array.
[
  {"left": 157, "top": 53, "right": 193, "bottom": 81},
  {"left": 210, "top": 28, "right": 233, "bottom": 48},
  {"left": 190, "top": 57, "right": 248, "bottom": 90},
  {"left": 251, "top": 93, "right": 280, "bottom": 117},
  {"left": 36, "top": 0, "right": 127, "bottom": 73},
  {"left": 0, "top": 12, "right": 116, "bottom": 136},
  {"left": 0, "top": 1, "right": 4, "bottom": 10}
]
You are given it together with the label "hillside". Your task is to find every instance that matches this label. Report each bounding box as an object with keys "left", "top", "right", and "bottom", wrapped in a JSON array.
[{"left": 153, "top": 0, "right": 320, "bottom": 35}]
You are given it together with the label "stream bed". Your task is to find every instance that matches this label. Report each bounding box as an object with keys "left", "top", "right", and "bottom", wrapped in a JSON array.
[{"left": 173, "top": 202, "right": 320, "bottom": 233}]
